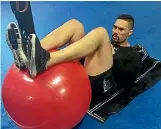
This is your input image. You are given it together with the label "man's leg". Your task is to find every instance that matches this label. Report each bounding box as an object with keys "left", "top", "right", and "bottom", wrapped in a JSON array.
[
  {"left": 28, "top": 27, "right": 113, "bottom": 77},
  {"left": 40, "top": 19, "right": 85, "bottom": 50},
  {"left": 47, "top": 27, "right": 113, "bottom": 76},
  {"left": 6, "top": 19, "right": 84, "bottom": 70}
]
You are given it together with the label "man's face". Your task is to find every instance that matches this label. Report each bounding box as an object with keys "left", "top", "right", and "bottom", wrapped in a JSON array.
[{"left": 111, "top": 19, "right": 133, "bottom": 44}]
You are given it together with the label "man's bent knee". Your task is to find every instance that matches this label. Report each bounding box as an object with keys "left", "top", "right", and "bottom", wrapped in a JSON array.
[
  {"left": 91, "top": 27, "right": 110, "bottom": 44},
  {"left": 68, "top": 19, "right": 84, "bottom": 31},
  {"left": 95, "top": 27, "right": 109, "bottom": 37}
]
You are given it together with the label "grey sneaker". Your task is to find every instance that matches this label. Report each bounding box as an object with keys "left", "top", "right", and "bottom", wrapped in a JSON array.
[
  {"left": 6, "top": 22, "right": 27, "bottom": 70},
  {"left": 23, "top": 34, "right": 50, "bottom": 78}
]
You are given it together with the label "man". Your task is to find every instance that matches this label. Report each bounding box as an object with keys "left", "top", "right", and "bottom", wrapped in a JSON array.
[{"left": 6, "top": 14, "right": 142, "bottom": 101}]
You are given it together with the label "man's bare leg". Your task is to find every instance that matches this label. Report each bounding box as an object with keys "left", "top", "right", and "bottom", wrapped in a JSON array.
[
  {"left": 6, "top": 20, "right": 113, "bottom": 77},
  {"left": 38, "top": 19, "right": 113, "bottom": 76},
  {"left": 40, "top": 19, "right": 85, "bottom": 50},
  {"left": 47, "top": 27, "right": 113, "bottom": 76}
]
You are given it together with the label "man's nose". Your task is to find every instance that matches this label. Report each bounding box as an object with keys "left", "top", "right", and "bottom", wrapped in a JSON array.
[{"left": 113, "top": 28, "right": 119, "bottom": 34}]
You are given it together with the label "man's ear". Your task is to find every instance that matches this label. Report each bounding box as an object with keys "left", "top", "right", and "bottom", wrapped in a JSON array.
[{"left": 128, "top": 29, "right": 133, "bottom": 36}]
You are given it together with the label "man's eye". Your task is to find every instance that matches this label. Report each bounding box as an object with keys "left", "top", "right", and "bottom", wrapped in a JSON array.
[
  {"left": 113, "top": 26, "right": 117, "bottom": 29},
  {"left": 120, "top": 28, "right": 124, "bottom": 31}
]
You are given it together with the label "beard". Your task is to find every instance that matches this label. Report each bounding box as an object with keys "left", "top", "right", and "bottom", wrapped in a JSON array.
[
  {"left": 111, "top": 34, "right": 127, "bottom": 44},
  {"left": 111, "top": 34, "right": 119, "bottom": 44}
]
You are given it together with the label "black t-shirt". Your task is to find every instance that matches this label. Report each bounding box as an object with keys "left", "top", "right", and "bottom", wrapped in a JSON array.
[{"left": 112, "top": 44, "right": 142, "bottom": 89}]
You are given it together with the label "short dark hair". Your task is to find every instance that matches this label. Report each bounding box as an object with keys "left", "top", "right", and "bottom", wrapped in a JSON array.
[{"left": 117, "top": 14, "right": 135, "bottom": 29}]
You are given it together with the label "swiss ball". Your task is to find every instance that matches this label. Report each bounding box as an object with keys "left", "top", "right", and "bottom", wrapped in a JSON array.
[{"left": 2, "top": 53, "right": 92, "bottom": 129}]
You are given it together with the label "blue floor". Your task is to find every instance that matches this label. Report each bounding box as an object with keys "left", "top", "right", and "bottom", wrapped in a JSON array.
[{"left": 1, "top": 1, "right": 161, "bottom": 129}]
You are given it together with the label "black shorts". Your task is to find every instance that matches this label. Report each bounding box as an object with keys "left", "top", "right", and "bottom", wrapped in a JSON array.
[{"left": 88, "top": 68, "right": 117, "bottom": 106}]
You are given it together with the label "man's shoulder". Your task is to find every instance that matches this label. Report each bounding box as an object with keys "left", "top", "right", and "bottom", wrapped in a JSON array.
[{"left": 133, "top": 44, "right": 149, "bottom": 61}]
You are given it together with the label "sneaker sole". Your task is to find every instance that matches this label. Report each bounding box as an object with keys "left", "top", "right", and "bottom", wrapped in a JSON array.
[
  {"left": 28, "top": 34, "right": 37, "bottom": 78},
  {"left": 6, "top": 22, "right": 27, "bottom": 70}
]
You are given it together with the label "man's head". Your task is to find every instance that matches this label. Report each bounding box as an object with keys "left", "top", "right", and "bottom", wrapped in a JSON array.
[{"left": 111, "top": 14, "right": 135, "bottom": 44}]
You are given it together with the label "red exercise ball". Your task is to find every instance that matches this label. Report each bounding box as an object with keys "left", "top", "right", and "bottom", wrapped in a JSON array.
[{"left": 2, "top": 55, "right": 91, "bottom": 129}]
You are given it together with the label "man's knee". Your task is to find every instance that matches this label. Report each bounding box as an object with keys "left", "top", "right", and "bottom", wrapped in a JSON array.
[
  {"left": 95, "top": 27, "right": 109, "bottom": 37},
  {"left": 91, "top": 27, "right": 110, "bottom": 44},
  {"left": 68, "top": 19, "right": 84, "bottom": 31}
]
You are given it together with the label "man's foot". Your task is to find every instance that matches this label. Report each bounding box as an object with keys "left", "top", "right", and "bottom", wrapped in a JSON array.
[
  {"left": 23, "top": 34, "right": 50, "bottom": 78},
  {"left": 6, "top": 22, "right": 27, "bottom": 70}
]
